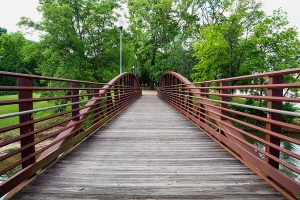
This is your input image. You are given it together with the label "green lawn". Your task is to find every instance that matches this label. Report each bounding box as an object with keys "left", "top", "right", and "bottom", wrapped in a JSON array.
[
  {"left": 0, "top": 93, "right": 61, "bottom": 140},
  {"left": 207, "top": 94, "right": 261, "bottom": 106},
  {"left": 0, "top": 93, "right": 73, "bottom": 178}
]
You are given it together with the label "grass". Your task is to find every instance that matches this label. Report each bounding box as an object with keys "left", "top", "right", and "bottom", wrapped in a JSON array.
[
  {"left": 0, "top": 93, "right": 62, "bottom": 140},
  {"left": 207, "top": 94, "right": 261, "bottom": 106},
  {"left": 0, "top": 93, "right": 74, "bottom": 179}
]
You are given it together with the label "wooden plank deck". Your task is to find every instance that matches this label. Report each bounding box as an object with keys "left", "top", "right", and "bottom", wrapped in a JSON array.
[{"left": 13, "top": 91, "right": 284, "bottom": 199}]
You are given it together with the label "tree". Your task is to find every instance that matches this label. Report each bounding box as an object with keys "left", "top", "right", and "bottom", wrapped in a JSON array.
[
  {"left": 129, "top": 0, "right": 198, "bottom": 86},
  {"left": 243, "top": 9, "right": 300, "bottom": 73},
  {"left": 0, "top": 27, "right": 7, "bottom": 36},
  {"left": 192, "top": 24, "right": 230, "bottom": 80},
  {"left": 0, "top": 32, "right": 39, "bottom": 91},
  {"left": 192, "top": 0, "right": 300, "bottom": 81},
  {"left": 0, "top": 32, "right": 27, "bottom": 73},
  {"left": 19, "top": 0, "right": 134, "bottom": 82}
]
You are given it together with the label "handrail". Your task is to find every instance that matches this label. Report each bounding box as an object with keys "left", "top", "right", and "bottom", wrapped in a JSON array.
[
  {"left": 158, "top": 69, "right": 300, "bottom": 199},
  {"left": 0, "top": 71, "right": 142, "bottom": 197},
  {"left": 194, "top": 68, "right": 300, "bottom": 84},
  {"left": 0, "top": 71, "right": 108, "bottom": 85}
]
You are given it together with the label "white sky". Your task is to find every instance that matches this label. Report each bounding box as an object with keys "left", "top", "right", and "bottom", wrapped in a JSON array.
[{"left": 0, "top": 0, "right": 300, "bottom": 41}]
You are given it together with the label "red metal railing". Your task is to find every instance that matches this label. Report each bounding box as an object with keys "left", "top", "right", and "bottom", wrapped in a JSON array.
[
  {"left": 0, "top": 71, "right": 142, "bottom": 196},
  {"left": 158, "top": 69, "right": 300, "bottom": 199}
]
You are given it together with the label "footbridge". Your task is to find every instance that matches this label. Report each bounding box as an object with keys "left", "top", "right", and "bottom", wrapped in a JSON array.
[{"left": 0, "top": 69, "right": 299, "bottom": 199}]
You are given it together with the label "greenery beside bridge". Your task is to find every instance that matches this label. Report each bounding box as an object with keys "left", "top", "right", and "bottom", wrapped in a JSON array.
[{"left": 0, "top": 0, "right": 300, "bottom": 87}]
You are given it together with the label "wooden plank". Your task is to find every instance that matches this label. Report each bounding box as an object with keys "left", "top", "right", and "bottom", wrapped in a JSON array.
[{"left": 12, "top": 93, "right": 284, "bottom": 199}]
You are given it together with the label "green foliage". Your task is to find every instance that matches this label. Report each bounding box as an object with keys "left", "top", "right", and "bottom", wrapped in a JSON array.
[
  {"left": 192, "top": 25, "right": 230, "bottom": 80},
  {"left": 129, "top": 0, "right": 196, "bottom": 86},
  {"left": 0, "top": 32, "right": 40, "bottom": 94},
  {"left": 0, "top": 32, "right": 27, "bottom": 73},
  {"left": 0, "top": 27, "right": 7, "bottom": 36},
  {"left": 192, "top": 0, "right": 300, "bottom": 82},
  {"left": 0, "top": 94, "right": 56, "bottom": 140},
  {"left": 19, "top": 0, "right": 134, "bottom": 82},
  {"left": 283, "top": 102, "right": 299, "bottom": 123}
]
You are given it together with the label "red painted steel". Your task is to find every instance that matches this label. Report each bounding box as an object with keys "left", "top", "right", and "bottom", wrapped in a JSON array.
[
  {"left": 0, "top": 71, "right": 142, "bottom": 197},
  {"left": 17, "top": 78, "right": 35, "bottom": 169},
  {"left": 158, "top": 69, "right": 300, "bottom": 199},
  {"left": 266, "top": 75, "right": 283, "bottom": 169}
]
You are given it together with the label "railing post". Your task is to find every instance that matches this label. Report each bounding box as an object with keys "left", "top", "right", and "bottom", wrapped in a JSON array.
[
  {"left": 93, "top": 84, "right": 99, "bottom": 97},
  {"left": 179, "top": 83, "right": 182, "bottom": 108},
  {"left": 162, "top": 77, "right": 166, "bottom": 98},
  {"left": 18, "top": 78, "right": 35, "bottom": 168},
  {"left": 184, "top": 87, "right": 187, "bottom": 113},
  {"left": 164, "top": 77, "right": 167, "bottom": 99},
  {"left": 130, "top": 75, "right": 133, "bottom": 98},
  {"left": 220, "top": 81, "right": 229, "bottom": 120},
  {"left": 114, "top": 83, "right": 119, "bottom": 107},
  {"left": 265, "top": 75, "right": 283, "bottom": 169},
  {"left": 199, "top": 83, "right": 207, "bottom": 123},
  {"left": 175, "top": 78, "right": 179, "bottom": 105},
  {"left": 120, "top": 77, "right": 124, "bottom": 101},
  {"left": 93, "top": 84, "right": 101, "bottom": 122},
  {"left": 162, "top": 77, "right": 165, "bottom": 98},
  {"left": 188, "top": 92, "right": 193, "bottom": 114},
  {"left": 123, "top": 75, "right": 127, "bottom": 97},
  {"left": 71, "top": 82, "right": 80, "bottom": 121},
  {"left": 163, "top": 76, "right": 167, "bottom": 99},
  {"left": 106, "top": 90, "right": 112, "bottom": 114}
]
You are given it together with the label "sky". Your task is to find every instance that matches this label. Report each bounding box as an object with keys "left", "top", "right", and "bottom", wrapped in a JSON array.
[{"left": 0, "top": 0, "right": 300, "bottom": 41}]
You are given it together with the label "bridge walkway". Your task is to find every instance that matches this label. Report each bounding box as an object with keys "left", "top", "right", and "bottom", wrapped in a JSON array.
[{"left": 13, "top": 91, "right": 283, "bottom": 199}]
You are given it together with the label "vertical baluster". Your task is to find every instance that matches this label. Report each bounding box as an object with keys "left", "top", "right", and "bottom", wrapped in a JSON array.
[
  {"left": 220, "top": 81, "right": 229, "bottom": 120},
  {"left": 119, "top": 78, "right": 122, "bottom": 104},
  {"left": 170, "top": 76, "right": 173, "bottom": 101},
  {"left": 165, "top": 75, "right": 168, "bottom": 100},
  {"left": 124, "top": 75, "right": 127, "bottom": 98},
  {"left": 115, "top": 81, "right": 119, "bottom": 108},
  {"left": 18, "top": 78, "right": 35, "bottom": 168},
  {"left": 93, "top": 83, "right": 101, "bottom": 122},
  {"left": 175, "top": 78, "right": 179, "bottom": 106},
  {"left": 188, "top": 91, "right": 193, "bottom": 114},
  {"left": 168, "top": 74, "right": 171, "bottom": 100},
  {"left": 130, "top": 75, "right": 133, "bottom": 100},
  {"left": 106, "top": 89, "right": 113, "bottom": 114},
  {"left": 185, "top": 87, "right": 188, "bottom": 114},
  {"left": 265, "top": 75, "right": 283, "bottom": 169},
  {"left": 199, "top": 83, "right": 207, "bottom": 123},
  {"left": 161, "top": 76, "right": 165, "bottom": 98},
  {"left": 71, "top": 82, "right": 80, "bottom": 121}
]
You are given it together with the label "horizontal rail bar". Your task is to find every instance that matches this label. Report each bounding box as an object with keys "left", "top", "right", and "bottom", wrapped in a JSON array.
[
  {"left": 0, "top": 71, "right": 107, "bottom": 85},
  {"left": 0, "top": 86, "right": 140, "bottom": 91},
  {"left": 160, "top": 83, "right": 300, "bottom": 90},
  {"left": 160, "top": 89, "right": 300, "bottom": 117},
  {"left": 159, "top": 88, "right": 300, "bottom": 103},
  {"left": 194, "top": 68, "right": 300, "bottom": 84},
  {"left": 0, "top": 98, "right": 92, "bottom": 119}
]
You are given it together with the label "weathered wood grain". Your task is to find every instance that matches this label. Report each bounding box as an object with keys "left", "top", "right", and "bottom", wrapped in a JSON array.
[{"left": 12, "top": 93, "right": 284, "bottom": 199}]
